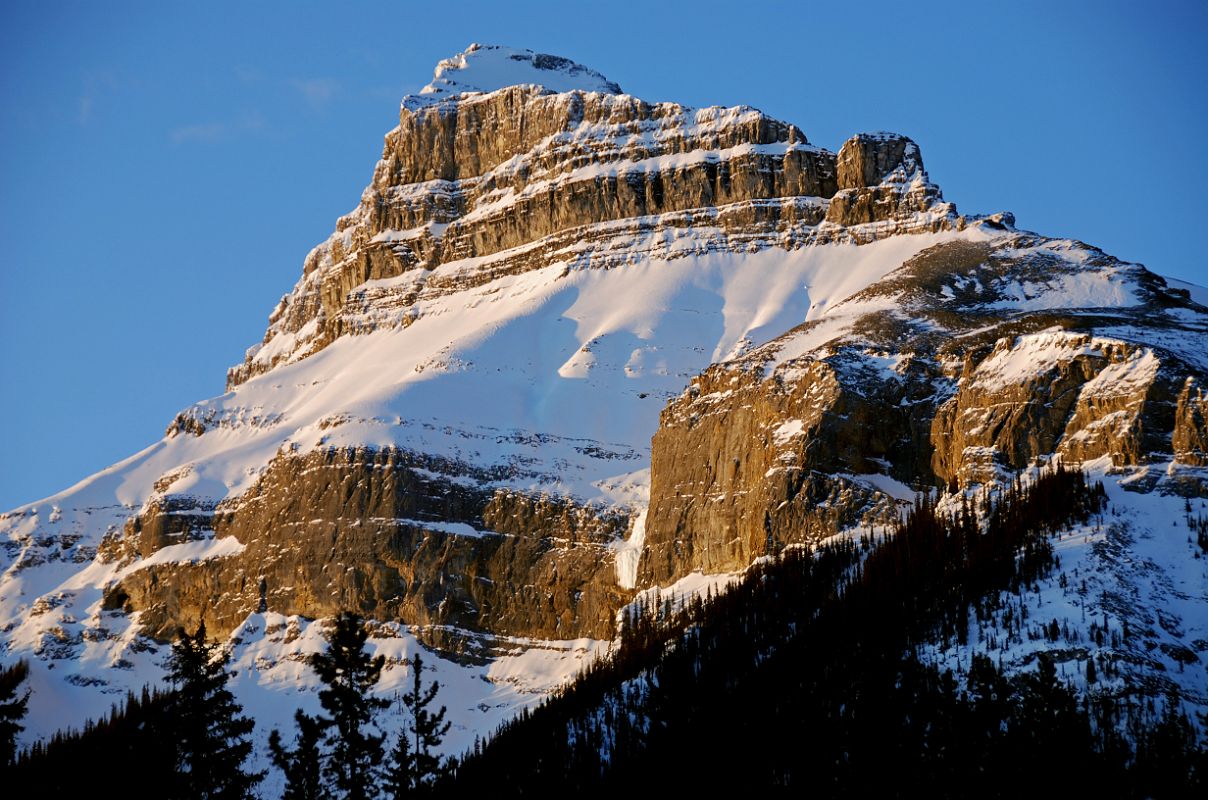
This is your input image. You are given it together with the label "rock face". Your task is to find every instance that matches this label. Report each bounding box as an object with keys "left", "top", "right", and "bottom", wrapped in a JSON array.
[
  {"left": 933, "top": 333, "right": 1180, "bottom": 481},
  {"left": 3, "top": 43, "right": 1207, "bottom": 746},
  {"left": 102, "top": 447, "right": 630, "bottom": 642},
  {"left": 826, "top": 132, "right": 943, "bottom": 226},
  {"left": 227, "top": 55, "right": 954, "bottom": 389},
  {"left": 641, "top": 235, "right": 1208, "bottom": 581},
  {"left": 1174, "top": 377, "right": 1208, "bottom": 466},
  {"left": 641, "top": 359, "right": 911, "bottom": 585}
]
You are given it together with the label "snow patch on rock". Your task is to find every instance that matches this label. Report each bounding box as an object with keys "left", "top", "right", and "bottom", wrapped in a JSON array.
[
  {"left": 614, "top": 507, "right": 647, "bottom": 590},
  {"left": 407, "top": 43, "right": 621, "bottom": 109}
]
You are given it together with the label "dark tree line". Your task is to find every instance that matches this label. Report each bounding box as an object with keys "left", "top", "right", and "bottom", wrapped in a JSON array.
[
  {"left": 7, "top": 683, "right": 178, "bottom": 791},
  {"left": 443, "top": 466, "right": 1204, "bottom": 797},
  {"left": 4, "top": 622, "right": 261, "bottom": 798},
  {"left": 5, "top": 613, "right": 451, "bottom": 799},
  {"left": 3, "top": 466, "right": 1201, "bottom": 797}
]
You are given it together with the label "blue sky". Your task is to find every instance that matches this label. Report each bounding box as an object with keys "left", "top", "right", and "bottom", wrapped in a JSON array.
[{"left": 2, "top": 0, "right": 1206, "bottom": 510}]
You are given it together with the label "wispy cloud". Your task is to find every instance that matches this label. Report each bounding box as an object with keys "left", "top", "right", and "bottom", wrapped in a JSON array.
[
  {"left": 170, "top": 113, "right": 266, "bottom": 144},
  {"left": 77, "top": 69, "right": 121, "bottom": 126},
  {"left": 171, "top": 121, "right": 229, "bottom": 144},
  {"left": 291, "top": 78, "right": 340, "bottom": 109}
]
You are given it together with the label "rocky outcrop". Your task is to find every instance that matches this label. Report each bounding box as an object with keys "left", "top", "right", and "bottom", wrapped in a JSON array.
[
  {"left": 103, "top": 447, "right": 632, "bottom": 641},
  {"left": 638, "top": 236, "right": 1208, "bottom": 584},
  {"left": 228, "top": 50, "right": 958, "bottom": 389},
  {"left": 836, "top": 132, "right": 916, "bottom": 189},
  {"left": 639, "top": 357, "right": 913, "bottom": 585},
  {"left": 1174, "top": 377, "right": 1208, "bottom": 467},
  {"left": 931, "top": 334, "right": 1179, "bottom": 484},
  {"left": 97, "top": 496, "right": 215, "bottom": 566},
  {"left": 825, "top": 132, "right": 947, "bottom": 227}
]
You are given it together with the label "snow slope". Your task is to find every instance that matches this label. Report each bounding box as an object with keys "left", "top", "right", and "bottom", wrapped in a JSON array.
[
  {"left": 919, "top": 459, "right": 1208, "bottom": 727},
  {"left": 3, "top": 41, "right": 1204, "bottom": 769},
  {"left": 0, "top": 223, "right": 992, "bottom": 752}
]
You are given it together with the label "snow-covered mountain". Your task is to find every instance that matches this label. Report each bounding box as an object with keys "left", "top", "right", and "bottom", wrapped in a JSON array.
[{"left": 2, "top": 43, "right": 1205, "bottom": 758}]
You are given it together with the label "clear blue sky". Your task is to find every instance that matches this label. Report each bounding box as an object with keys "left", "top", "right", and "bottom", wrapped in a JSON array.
[{"left": 2, "top": 1, "right": 1206, "bottom": 510}]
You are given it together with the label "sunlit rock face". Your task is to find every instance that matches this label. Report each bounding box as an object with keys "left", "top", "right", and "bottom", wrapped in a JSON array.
[
  {"left": 227, "top": 49, "right": 963, "bottom": 389},
  {"left": 3, "top": 43, "right": 1206, "bottom": 751},
  {"left": 643, "top": 236, "right": 1208, "bottom": 581}
]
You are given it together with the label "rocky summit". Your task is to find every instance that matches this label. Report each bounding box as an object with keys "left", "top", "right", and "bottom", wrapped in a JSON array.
[{"left": 2, "top": 44, "right": 1206, "bottom": 755}]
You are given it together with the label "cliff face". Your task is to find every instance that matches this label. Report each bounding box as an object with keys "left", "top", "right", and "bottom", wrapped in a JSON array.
[
  {"left": 100, "top": 447, "right": 629, "bottom": 642},
  {"left": 641, "top": 359, "right": 911, "bottom": 585},
  {"left": 227, "top": 77, "right": 955, "bottom": 388},
  {"left": 640, "top": 236, "right": 1208, "bottom": 581},
  {"left": 826, "top": 132, "right": 942, "bottom": 226},
  {"left": 3, "top": 43, "right": 1206, "bottom": 748},
  {"left": 101, "top": 123, "right": 955, "bottom": 642},
  {"left": 1174, "top": 377, "right": 1208, "bottom": 467}
]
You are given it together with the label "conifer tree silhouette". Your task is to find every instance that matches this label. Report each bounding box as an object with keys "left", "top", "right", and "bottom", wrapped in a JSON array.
[
  {"left": 164, "top": 621, "right": 262, "bottom": 799},
  {"left": 310, "top": 611, "right": 389, "bottom": 800}
]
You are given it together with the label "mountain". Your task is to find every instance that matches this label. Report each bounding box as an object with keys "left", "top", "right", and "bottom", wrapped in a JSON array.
[{"left": 1, "top": 43, "right": 1205, "bottom": 760}]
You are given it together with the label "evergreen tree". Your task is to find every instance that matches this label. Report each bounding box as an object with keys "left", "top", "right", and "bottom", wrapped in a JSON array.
[
  {"left": 269, "top": 709, "right": 325, "bottom": 800},
  {"left": 400, "top": 652, "right": 450, "bottom": 790},
  {"left": 0, "top": 660, "right": 30, "bottom": 768},
  {"left": 1134, "top": 693, "right": 1202, "bottom": 796},
  {"left": 310, "top": 611, "right": 389, "bottom": 800},
  {"left": 1012, "top": 653, "right": 1082, "bottom": 745},
  {"left": 8, "top": 686, "right": 177, "bottom": 790},
  {"left": 164, "top": 621, "right": 263, "bottom": 799},
  {"left": 385, "top": 728, "right": 412, "bottom": 799}
]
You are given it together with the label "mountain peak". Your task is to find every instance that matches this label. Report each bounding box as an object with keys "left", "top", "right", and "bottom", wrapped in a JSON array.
[
  {"left": 405, "top": 43, "right": 622, "bottom": 109},
  {"left": 7, "top": 40, "right": 1207, "bottom": 768}
]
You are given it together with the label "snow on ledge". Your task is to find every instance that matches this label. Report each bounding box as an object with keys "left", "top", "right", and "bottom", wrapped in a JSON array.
[{"left": 116, "top": 536, "right": 246, "bottom": 580}]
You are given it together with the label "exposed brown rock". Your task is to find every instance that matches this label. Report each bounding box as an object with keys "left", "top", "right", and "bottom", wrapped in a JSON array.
[
  {"left": 929, "top": 334, "right": 1186, "bottom": 485},
  {"left": 825, "top": 133, "right": 948, "bottom": 226},
  {"left": 103, "top": 447, "right": 632, "bottom": 641},
  {"left": 640, "top": 358, "right": 909, "bottom": 586},
  {"left": 97, "top": 497, "right": 215, "bottom": 566},
  {"left": 835, "top": 132, "right": 917, "bottom": 190},
  {"left": 227, "top": 87, "right": 964, "bottom": 389},
  {"left": 1174, "top": 377, "right": 1208, "bottom": 466}
]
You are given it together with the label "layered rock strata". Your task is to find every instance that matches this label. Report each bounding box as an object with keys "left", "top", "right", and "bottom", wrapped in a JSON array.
[
  {"left": 640, "top": 236, "right": 1208, "bottom": 581},
  {"left": 4, "top": 45, "right": 1205, "bottom": 690},
  {"left": 228, "top": 81, "right": 954, "bottom": 387},
  {"left": 101, "top": 447, "right": 630, "bottom": 641},
  {"left": 78, "top": 78, "right": 1208, "bottom": 644}
]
